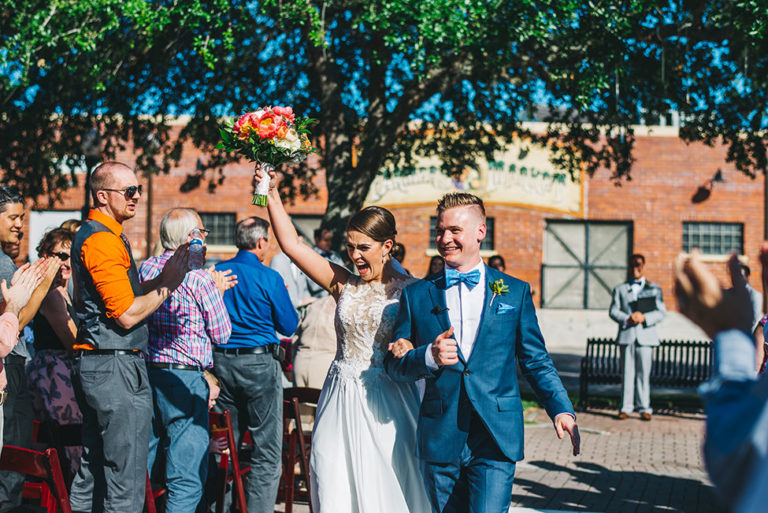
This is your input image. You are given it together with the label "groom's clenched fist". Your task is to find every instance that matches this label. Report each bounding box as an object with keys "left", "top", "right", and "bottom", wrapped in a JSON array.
[{"left": 432, "top": 326, "right": 459, "bottom": 366}]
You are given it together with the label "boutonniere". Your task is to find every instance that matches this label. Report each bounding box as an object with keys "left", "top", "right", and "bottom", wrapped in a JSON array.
[{"left": 489, "top": 279, "right": 510, "bottom": 307}]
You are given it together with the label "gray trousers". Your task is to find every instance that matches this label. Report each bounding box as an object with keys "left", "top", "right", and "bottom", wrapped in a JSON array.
[
  {"left": 0, "top": 355, "right": 34, "bottom": 512},
  {"left": 212, "top": 351, "right": 283, "bottom": 513},
  {"left": 69, "top": 353, "right": 153, "bottom": 513},
  {"left": 619, "top": 342, "right": 653, "bottom": 414}
]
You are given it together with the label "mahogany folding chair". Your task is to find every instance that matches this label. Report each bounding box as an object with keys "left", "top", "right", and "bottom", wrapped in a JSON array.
[
  {"left": 0, "top": 445, "right": 72, "bottom": 513},
  {"left": 280, "top": 387, "right": 320, "bottom": 513},
  {"left": 144, "top": 467, "right": 171, "bottom": 513},
  {"left": 209, "top": 409, "right": 250, "bottom": 513},
  {"left": 35, "top": 420, "right": 83, "bottom": 487}
]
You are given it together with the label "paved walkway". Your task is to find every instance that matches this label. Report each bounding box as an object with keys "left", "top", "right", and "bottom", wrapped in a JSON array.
[
  {"left": 275, "top": 407, "right": 718, "bottom": 513},
  {"left": 510, "top": 408, "right": 718, "bottom": 513}
]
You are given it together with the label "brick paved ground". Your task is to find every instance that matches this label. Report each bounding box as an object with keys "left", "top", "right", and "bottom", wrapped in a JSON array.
[
  {"left": 274, "top": 407, "right": 720, "bottom": 513},
  {"left": 509, "top": 407, "right": 719, "bottom": 513}
]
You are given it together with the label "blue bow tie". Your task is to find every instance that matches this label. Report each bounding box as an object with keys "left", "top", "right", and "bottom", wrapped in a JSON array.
[{"left": 445, "top": 268, "right": 481, "bottom": 290}]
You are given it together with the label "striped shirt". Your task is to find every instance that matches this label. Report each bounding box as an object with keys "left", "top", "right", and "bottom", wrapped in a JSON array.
[{"left": 139, "top": 251, "right": 231, "bottom": 368}]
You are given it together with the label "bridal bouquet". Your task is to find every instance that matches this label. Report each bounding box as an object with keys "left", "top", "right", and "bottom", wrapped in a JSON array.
[{"left": 216, "top": 106, "right": 316, "bottom": 206}]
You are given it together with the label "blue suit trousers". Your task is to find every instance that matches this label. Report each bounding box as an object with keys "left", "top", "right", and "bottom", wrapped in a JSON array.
[{"left": 421, "top": 409, "right": 516, "bottom": 513}]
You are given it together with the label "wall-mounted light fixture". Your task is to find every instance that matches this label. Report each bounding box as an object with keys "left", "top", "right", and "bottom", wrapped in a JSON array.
[{"left": 692, "top": 169, "right": 725, "bottom": 203}]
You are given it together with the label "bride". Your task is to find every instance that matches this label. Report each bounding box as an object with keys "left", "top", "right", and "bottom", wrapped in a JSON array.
[{"left": 256, "top": 167, "right": 430, "bottom": 512}]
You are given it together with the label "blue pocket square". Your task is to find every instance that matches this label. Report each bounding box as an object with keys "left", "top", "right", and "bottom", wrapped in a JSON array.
[{"left": 496, "top": 303, "right": 516, "bottom": 314}]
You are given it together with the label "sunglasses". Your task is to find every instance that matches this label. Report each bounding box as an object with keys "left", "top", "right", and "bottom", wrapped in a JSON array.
[
  {"left": 102, "top": 185, "right": 143, "bottom": 199},
  {"left": 191, "top": 228, "right": 210, "bottom": 237},
  {"left": 51, "top": 251, "right": 70, "bottom": 261}
]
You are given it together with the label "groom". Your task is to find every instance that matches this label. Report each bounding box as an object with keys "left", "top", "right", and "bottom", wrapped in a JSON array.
[{"left": 385, "top": 192, "right": 580, "bottom": 513}]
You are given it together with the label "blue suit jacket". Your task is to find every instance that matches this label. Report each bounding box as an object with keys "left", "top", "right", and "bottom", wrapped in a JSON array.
[{"left": 384, "top": 265, "right": 574, "bottom": 463}]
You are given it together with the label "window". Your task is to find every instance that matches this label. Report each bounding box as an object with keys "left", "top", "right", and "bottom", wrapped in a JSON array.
[
  {"left": 682, "top": 222, "right": 743, "bottom": 255},
  {"left": 199, "top": 212, "right": 237, "bottom": 246},
  {"left": 429, "top": 216, "right": 494, "bottom": 251}
]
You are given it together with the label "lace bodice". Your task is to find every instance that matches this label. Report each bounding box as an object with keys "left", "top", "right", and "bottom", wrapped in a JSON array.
[{"left": 329, "top": 274, "right": 413, "bottom": 380}]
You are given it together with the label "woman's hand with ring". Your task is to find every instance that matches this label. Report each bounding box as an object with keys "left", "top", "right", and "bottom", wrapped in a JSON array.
[{"left": 388, "top": 338, "right": 415, "bottom": 359}]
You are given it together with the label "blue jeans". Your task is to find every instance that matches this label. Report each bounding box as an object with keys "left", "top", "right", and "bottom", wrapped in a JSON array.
[
  {"left": 147, "top": 367, "right": 210, "bottom": 513},
  {"left": 422, "top": 410, "right": 516, "bottom": 513}
]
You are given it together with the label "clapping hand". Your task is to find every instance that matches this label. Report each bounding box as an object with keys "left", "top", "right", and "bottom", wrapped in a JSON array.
[
  {"left": 554, "top": 413, "right": 581, "bottom": 456},
  {"left": 431, "top": 326, "right": 459, "bottom": 366},
  {"left": 160, "top": 244, "right": 191, "bottom": 290},
  {"left": 207, "top": 266, "right": 237, "bottom": 295},
  {"left": 27, "top": 256, "right": 61, "bottom": 291},
  {"left": 2, "top": 262, "right": 45, "bottom": 316},
  {"left": 388, "top": 338, "right": 414, "bottom": 359},
  {"left": 674, "top": 250, "right": 752, "bottom": 338}
]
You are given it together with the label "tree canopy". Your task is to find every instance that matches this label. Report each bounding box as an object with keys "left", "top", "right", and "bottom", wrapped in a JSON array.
[{"left": 2, "top": 0, "right": 768, "bottom": 233}]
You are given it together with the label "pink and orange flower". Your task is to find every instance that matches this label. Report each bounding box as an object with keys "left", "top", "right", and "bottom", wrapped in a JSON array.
[{"left": 233, "top": 107, "right": 298, "bottom": 142}]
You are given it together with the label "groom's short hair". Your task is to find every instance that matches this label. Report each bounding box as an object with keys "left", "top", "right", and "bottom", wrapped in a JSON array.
[{"left": 437, "top": 192, "right": 486, "bottom": 220}]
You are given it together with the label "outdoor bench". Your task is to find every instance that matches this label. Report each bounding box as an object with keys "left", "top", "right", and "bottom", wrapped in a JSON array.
[{"left": 578, "top": 337, "right": 712, "bottom": 410}]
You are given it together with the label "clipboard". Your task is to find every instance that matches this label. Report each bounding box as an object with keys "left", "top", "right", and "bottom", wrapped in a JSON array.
[{"left": 631, "top": 296, "right": 656, "bottom": 314}]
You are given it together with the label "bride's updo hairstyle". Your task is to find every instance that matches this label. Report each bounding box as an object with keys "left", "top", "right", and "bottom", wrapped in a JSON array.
[{"left": 346, "top": 206, "right": 398, "bottom": 253}]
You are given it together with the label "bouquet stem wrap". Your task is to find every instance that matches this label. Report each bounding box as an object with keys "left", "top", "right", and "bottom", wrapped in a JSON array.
[{"left": 252, "top": 163, "right": 274, "bottom": 206}]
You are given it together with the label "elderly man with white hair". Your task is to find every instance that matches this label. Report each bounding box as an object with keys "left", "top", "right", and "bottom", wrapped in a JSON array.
[{"left": 139, "top": 208, "right": 235, "bottom": 513}]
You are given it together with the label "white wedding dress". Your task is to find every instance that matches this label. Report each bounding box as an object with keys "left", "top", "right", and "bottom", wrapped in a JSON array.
[{"left": 310, "top": 275, "right": 431, "bottom": 513}]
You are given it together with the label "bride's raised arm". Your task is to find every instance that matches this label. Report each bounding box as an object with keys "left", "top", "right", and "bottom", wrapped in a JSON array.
[{"left": 257, "top": 166, "right": 351, "bottom": 297}]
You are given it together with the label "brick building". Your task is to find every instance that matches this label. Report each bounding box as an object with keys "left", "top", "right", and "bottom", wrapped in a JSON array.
[{"left": 18, "top": 124, "right": 763, "bottom": 311}]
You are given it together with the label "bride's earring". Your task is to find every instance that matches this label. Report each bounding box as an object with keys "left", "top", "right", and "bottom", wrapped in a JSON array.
[{"left": 382, "top": 253, "right": 387, "bottom": 264}]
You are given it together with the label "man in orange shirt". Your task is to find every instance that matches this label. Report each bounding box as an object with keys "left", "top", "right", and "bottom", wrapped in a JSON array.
[{"left": 69, "top": 162, "right": 190, "bottom": 513}]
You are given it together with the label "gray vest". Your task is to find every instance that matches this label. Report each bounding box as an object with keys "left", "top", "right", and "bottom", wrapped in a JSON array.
[{"left": 71, "top": 219, "right": 148, "bottom": 351}]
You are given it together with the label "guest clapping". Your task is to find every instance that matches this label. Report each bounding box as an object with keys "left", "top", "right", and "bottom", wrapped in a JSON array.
[
  {"left": 0, "top": 263, "right": 46, "bottom": 459},
  {"left": 25, "top": 228, "right": 84, "bottom": 474},
  {"left": 69, "top": 162, "right": 191, "bottom": 513},
  {"left": 213, "top": 216, "right": 298, "bottom": 513},
  {"left": 139, "top": 208, "right": 233, "bottom": 513},
  {"left": 0, "top": 186, "right": 61, "bottom": 510}
]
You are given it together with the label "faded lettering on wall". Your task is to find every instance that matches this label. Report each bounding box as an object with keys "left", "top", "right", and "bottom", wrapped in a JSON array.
[{"left": 364, "top": 140, "right": 583, "bottom": 215}]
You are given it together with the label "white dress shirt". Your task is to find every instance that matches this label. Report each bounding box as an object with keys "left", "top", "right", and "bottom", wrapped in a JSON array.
[
  {"left": 629, "top": 276, "right": 646, "bottom": 300},
  {"left": 425, "top": 261, "right": 486, "bottom": 369}
]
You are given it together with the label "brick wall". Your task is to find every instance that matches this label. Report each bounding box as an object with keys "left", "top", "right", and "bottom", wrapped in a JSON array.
[{"left": 19, "top": 131, "right": 764, "bottom": 311}]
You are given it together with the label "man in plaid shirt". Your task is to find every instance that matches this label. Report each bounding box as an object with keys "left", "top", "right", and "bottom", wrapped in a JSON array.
[{"left": 139, "top": 208, "right": 234, "bottom": 513}]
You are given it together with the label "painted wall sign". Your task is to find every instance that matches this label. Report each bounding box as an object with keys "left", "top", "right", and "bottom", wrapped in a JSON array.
[{"left": 364, "top": 139, "right": 583, "bottom": 215}]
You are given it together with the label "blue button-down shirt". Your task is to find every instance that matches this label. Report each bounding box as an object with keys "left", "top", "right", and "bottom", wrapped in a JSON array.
[{"left": 216, "top": 250, "right": 298, "bottom": 348}]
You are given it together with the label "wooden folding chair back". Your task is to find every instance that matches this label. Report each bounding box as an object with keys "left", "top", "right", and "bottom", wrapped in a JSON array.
[
  {"left": 144, "top": 467, "right": 170, "bottom": 513},
  {"left": 281, "top": 387, "right": 320, "bottom": 513},
  {"left": 209, "top": 409, "right": 250, "bottom": 513},
  {"left": 0, "top": 445, "right": 72, "bottom": 513},
  {"left": 35, "top": 420, "right": 83, "bottom": 487}
]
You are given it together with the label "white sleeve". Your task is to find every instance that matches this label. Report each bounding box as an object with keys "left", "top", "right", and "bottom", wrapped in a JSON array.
[{"left": 424, "top": 343, "right": 439, "bottom": 370}]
